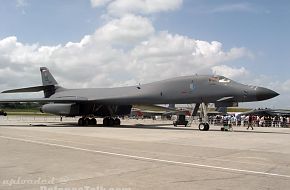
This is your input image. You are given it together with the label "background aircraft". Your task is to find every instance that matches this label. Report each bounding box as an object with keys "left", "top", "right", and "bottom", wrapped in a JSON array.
[
  {"left": 0, "top": 67, "right": 279, "bottom": 130},
  {"left": 239, "top": 108, "right": 290, "bottom": 117},
  {"left": 130, "top": 104, "right": 191, "bottom": 119}
]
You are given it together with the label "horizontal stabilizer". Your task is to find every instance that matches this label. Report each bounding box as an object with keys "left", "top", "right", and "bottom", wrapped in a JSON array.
[{"left": 1, "top": 85, "right": 54, "bottom": 93}]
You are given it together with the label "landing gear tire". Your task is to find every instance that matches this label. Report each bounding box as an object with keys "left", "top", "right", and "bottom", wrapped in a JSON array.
[
  {"left": 89, "top": 118, "right": 97, "bottom": 125},
  {"left": 103, "top": 117, "right": 114, "bottom": 126},
  {"left": 78, "top": 118, "right": 84, "bottom": 126},
  {"left": 198, "top": 123, "right": 210, "bottom": 131},
  {"left": 108, "top": 118, "right": 114, "bottom": 126},
  {"left": 103, "top": 117, "right": 110, "bottom": 126},
  {"left": 205, "top": 123, "right": 209, "bottom": 131},
  {"left": 114, "top": 118, "right": 121, "bottom": 126},
  {"left": 78, "top": 117, "right": 97, "bottom": 126},
  {"left": 103, "top": 117, "right": 120, "bottom": 126},
  {"left": 84, "top": 118, "right": 90, "bottom": 126}
]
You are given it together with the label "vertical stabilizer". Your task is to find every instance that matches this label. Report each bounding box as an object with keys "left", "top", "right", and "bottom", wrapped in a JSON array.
[
  {"left": 40, "top": 67, "right": 58, "bottom": 98},
  {"left": 40, "top": 67, "right": 58, "bottom": 86}
]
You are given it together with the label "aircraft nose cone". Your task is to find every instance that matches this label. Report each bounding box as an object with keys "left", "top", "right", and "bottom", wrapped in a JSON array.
[{"left": 256, "top": 87, "right": 279, "bottom": 101}]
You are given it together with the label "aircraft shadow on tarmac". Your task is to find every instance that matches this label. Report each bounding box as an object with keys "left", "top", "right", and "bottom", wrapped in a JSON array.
[
  {"left": 54, "top": 122, "right": 195, "bottom": 131},
  {"left": 1, "top": 122, "right": 290, "bottom": 135},
  {"left": 0, "top": 122, "right": 193, "bottom": 131}
]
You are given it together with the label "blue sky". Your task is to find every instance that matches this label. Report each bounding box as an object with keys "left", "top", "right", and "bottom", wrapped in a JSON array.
[
  {"left": 0, "top": 0, "right": 102, "bottom": 44},
  {"left": 157, "top": 0, "right": 290, "bottom": 79},
  {"left": 0, "top": 0, "right": 289, "bottom": 108}
]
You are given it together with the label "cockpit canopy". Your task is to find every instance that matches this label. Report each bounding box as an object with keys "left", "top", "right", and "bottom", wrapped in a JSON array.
[{"left": 208, "top": 76, "right": 231, "bottom": 84}]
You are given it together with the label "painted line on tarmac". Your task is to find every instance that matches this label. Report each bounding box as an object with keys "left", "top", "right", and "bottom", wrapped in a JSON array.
[{"left": 1, "top": 135, "right": 290, "bottom": 179}]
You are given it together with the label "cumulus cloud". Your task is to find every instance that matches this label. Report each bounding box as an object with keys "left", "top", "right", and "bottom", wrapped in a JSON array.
[
  {"left": 90, "top": 0, "right": 113, "bottom": 7},
  {"left": 94, "top": 14, "right": 154, "bottom": 46},
  {"left": 91, "top": 0, "right": 182, "bottom": 16},
  {"left": 0, "top": 0, "right": 251, "bottom": 93},
  {"left": 129, "top": 32, "right": 249, "bottom": 81},
  {"left": 16, "top": 0, "right": 28, "bottom": 8},
  {"left": 0, "top": 31, "right": 249, "bottom": 90},
  {"left": 211, "top": 65, "right": 249, "bottom": 79}
]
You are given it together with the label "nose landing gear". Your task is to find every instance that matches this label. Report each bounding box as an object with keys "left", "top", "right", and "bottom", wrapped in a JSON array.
[
  {"left": 198, "top": 122, "right": 210, "bottom": 131},
  {"left": 195, "top": 103, "right": 210, "bottom": 131}
]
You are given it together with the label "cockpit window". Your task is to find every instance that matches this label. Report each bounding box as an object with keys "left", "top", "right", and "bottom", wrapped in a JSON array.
[
  {"left": 209, "top": 76, "right": 231, "bottom": 84},
  {"left": 218, "top": 77, "right": 231, "bottom": 83}
]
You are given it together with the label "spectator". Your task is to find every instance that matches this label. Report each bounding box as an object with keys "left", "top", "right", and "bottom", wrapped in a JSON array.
[{"left": 247, "top": 115, "right": 254, "bottom": 130}]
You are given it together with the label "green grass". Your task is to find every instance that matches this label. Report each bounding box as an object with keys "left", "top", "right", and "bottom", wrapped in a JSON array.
[
  {"left": 3, "top": 108, "right": 51, "bottom": 116},
  {"left": 4, "top": 108, "right": 39, "bottom": 112},
  {"left": 6, "top": 112, "right": 50, "bottom": 116}
]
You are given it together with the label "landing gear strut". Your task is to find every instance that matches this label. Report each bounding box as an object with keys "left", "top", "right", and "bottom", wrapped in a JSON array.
[{"left": 194, "top": 103, "right": 210, "bottom": 131}]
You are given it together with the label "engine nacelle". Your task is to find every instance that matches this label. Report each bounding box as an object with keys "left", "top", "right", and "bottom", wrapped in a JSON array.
[{"left": 40, "top": 103, "right": 79, "bottom": 116}]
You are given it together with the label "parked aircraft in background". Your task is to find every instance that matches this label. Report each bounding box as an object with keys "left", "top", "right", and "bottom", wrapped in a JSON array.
[
  {"left": 239, "top": 108, "right": 290, "bottom": 117},
  {"left": 131, "top": 104, "right": 191, "bottom": 119},
  {"left": 0, "top": 67, "right": 279, "bottom": 130}
]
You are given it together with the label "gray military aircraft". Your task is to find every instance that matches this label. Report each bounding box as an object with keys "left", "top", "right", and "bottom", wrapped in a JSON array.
[{"left": 0, "top": 67, "right": 279, "bottom": 130}]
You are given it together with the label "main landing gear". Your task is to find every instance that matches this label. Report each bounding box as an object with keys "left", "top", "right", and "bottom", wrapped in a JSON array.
[
  {"left": 103, "top": 117, "right": 121, "bottom": 126},
  {"left": 78, "top": 117, "right": 97, "bottom": 126},
  {"left": 77, "top": 117, "right": 121, "bottom": 126}
]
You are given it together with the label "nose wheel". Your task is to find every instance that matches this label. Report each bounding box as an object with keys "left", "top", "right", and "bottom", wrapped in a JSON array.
[{"left": 198, "top": 123, "right": 210, "bottom": 131}]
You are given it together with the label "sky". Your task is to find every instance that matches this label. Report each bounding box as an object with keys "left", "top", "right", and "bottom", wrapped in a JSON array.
[{"left": 0, "top": 0, "right": 289, "bottom": 108}]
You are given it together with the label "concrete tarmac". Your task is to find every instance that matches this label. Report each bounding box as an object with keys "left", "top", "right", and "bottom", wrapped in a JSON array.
[{"left": 1, "top": 117, "right": 290, "bottom": 190}]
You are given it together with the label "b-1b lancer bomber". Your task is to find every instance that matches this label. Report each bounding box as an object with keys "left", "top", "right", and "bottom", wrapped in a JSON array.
[{"left": 0, "top": 67, "right": 279, "bottom": 130}]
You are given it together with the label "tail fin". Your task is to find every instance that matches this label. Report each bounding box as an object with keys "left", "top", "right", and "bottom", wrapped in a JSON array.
[
  {"left": 40, "top": 67, "right": 58, "bottom": 98},
  {"left": 40, "top": 67, "right": 58, "bottom": 86},
  {"left": 2, "top": 67, "right": 60, "bottom": 98}
]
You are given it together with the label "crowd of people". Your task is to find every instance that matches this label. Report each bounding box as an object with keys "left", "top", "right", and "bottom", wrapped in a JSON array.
[{"left": 208, "top": 114, "right": 290, "bottom": 128}]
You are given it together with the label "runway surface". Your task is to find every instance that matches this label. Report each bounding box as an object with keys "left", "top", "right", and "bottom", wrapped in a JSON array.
[{"left": 1, "top": 117, "right": 290, "bottom": 190}]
